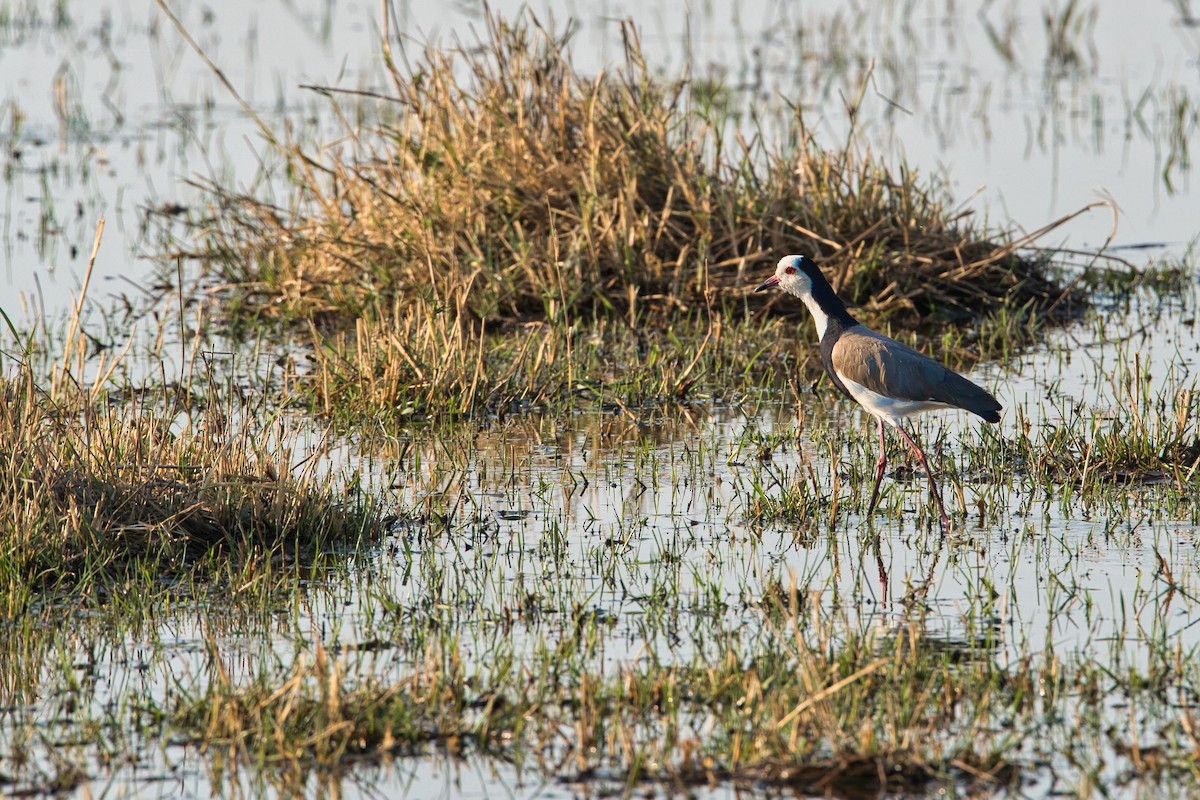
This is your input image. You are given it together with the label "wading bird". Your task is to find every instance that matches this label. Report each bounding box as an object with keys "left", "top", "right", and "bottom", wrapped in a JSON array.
[{"left": 755, "top": 254, "right": 1001, "bottom": 530}]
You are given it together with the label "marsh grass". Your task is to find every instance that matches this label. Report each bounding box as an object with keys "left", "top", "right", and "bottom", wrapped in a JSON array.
[
  {"left": 304, "top": 285, "right": 1054, "bottom": 422},
  {"left": 6, "top": 5, "right": 1200, "bottom": 799},
  {"left": 303, "top": 307, "right": 809, "bottom": 421},
  {"left": 969, "top": 354, "right": 1200, "bottom": 496},
  {"left": 750, "top": 338, "right": 1200, "bottom": 530},
  {"left": 186, "top": 14, "right": 1067, "bottom": 325},
  {"left": 1, "top": 221, "right": 378, "bottom": 604},
  {"left": 145, "top": 387, "right": 1200, "bottom": 796},
  {"left": 0, "top": 301, "right": 381, "bottom": 774},
  {"left": 162, "top": 12, "right": 1098, "bottom": 418},
  {"left": 0, "top": 361, "right": 378, "bottom": 604},
  {"left": 0, "top": 340, "right": 381, "bottom": 791},
  {"left": 172, "top": 603, "right": 1021, "bottom": 795},
  {"left": 159, "top": 546, "right": 1200, "bottom": 796},
  {"left": 6, "top": 330, "right": 1200, "bottom": 796}
]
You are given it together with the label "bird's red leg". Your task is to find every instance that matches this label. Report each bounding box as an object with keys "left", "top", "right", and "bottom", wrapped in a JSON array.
[
  {"left": 867, "top": 416, "right": 887, "bottom": 516},
  {"left": 895, "top": 424, "right": 950, "bottom": 531}
]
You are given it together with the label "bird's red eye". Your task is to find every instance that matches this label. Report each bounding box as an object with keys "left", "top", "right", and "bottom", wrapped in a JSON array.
[{"left": 785, "top": 266, "right": 797, "bottom": 275}]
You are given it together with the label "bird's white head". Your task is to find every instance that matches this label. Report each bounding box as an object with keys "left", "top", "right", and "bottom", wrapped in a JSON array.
[
  {"left": 754, "top": 254, "right": 816, "bottom": 298},
  {"left": 754, "top": 254, "right": 842, "bottom": 341}
]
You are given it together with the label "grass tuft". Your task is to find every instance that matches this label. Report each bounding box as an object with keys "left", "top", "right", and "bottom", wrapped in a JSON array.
[
  {"left": 191, "top": 16, "right": 1069, "bottom": 325},
  {"left": 162, "top": 14, "right": 1099, "bottom": 419},
  {"left": 969, "top": 354, "right": 1200, "bottom": 492},
  {"left": 0, "top": 363, "right": 377, "bottom": 603},
  {"left": 164, "top": 14, "right": 1087, "bottom": 417}
]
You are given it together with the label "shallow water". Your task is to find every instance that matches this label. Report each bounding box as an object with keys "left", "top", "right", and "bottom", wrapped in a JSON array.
[
  {"left": 3, "top": 0, "right": 1200, "bottom": 798},
  {"left": 15, "top": 291, "right": 1200, "bottom": 796}
]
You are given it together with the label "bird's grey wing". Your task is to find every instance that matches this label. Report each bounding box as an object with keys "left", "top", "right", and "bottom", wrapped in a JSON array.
[
  {"left": 832, "top": 329, "right": 1002, "bottom": 421},
  {"left": 831, "top": 330, "right": 947, "bottom": 401}
]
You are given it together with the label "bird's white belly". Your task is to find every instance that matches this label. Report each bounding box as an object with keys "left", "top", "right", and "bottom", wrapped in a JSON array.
[{"left": 839, "top": 376, "right": 953, "bottom": 427}]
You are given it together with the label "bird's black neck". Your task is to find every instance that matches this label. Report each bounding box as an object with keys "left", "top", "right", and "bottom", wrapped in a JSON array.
[{"left": 802, "top": 261, "right": 859, "bottom": 329}]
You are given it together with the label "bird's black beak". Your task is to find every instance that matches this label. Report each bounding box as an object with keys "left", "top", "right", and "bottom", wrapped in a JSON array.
[{"left": 754, "top": 275, "right": 780, "bottom": 292}]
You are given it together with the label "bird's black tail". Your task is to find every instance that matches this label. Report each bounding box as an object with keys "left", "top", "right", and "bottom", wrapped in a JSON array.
[{"left": 938, "top": 371, "right": 1002, "bottom": 423}]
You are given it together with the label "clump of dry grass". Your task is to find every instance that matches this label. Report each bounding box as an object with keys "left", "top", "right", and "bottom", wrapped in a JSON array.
[
  {"left": 0, "top": 220, "right": 374, "bottom": 604},
  {"left": 182, "top": 14, "right": 1074, "bottom": 332},
  {"left": 0, "top": 363, "right": 376, "bottom": 601}
]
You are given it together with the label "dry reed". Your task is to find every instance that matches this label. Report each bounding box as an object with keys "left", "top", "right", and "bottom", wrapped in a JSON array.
[{"left": 179, "top": 14, "right": 1074, "bottom": 331}]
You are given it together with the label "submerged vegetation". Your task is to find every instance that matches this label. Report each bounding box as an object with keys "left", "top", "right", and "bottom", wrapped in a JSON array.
[
  {"left": 177, "top": 604, "right": 1019, "bottom": 794},
  {"left": 168, "top": 588, "right": 1200, "bottom": 796}
]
